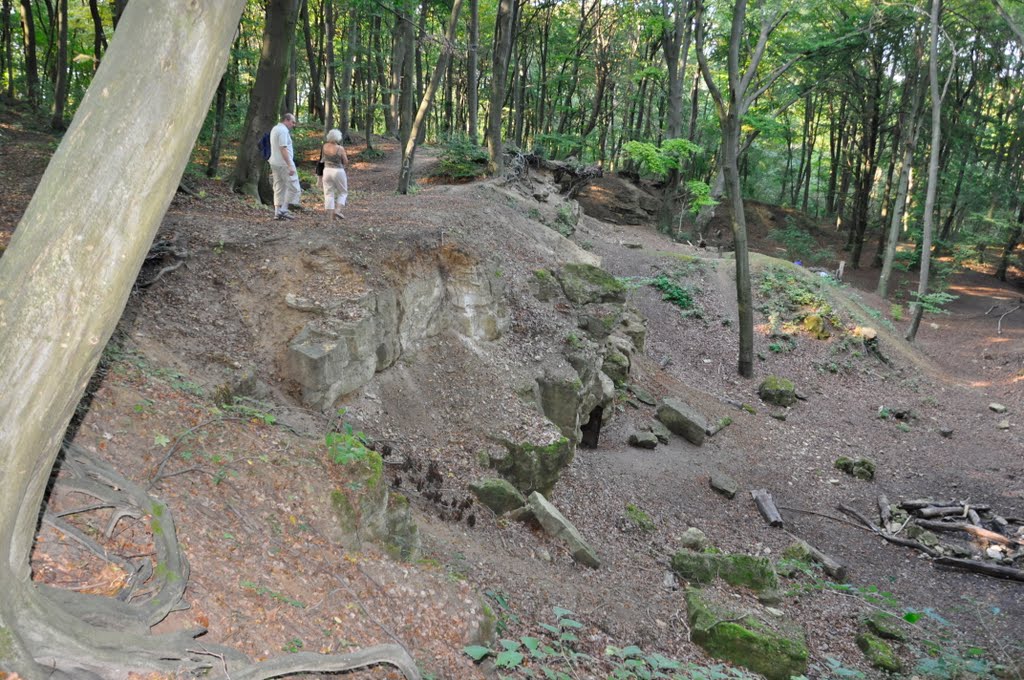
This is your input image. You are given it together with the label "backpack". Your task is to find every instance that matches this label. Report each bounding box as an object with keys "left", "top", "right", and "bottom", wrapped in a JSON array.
[{"left": 258, "top": 131, "right": 271, "bottom": 161}]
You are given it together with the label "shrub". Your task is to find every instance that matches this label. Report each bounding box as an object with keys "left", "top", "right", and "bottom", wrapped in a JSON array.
[{"left": 434, "top": 134, "right": 488, "bottom": 180}]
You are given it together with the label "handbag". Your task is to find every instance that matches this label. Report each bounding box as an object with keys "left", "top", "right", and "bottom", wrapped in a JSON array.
[{"left": 315, "top": 147, "right": 325, "bottom": 176}]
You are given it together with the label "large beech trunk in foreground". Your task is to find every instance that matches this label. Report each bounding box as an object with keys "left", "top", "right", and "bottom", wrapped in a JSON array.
[{"left": 0, "top": 2, "right": 245, "bottom": 675}]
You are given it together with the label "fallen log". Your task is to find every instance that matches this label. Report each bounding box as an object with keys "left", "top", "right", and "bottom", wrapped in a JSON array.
[
  {"left": 934, "top": 557, "right": 1024, "bottom": 583},
  {"left": 784, "top": 531, "right": 847, "bottom": 582},
  {"left": 751, "top": 489, "right": 783, "bottom": 527},
  {"left": 877, "top": 494, "right": 891, "bottom": 526},
  {"left": 916, "top": 505, "right": 969, "bottom": 519},
  {"left": 913, "top": 520, "right": 1022, "bottom": 547}
]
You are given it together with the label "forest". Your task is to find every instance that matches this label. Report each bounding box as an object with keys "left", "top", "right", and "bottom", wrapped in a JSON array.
[{"left": 1, "top": 0, "right": 1023, "bottom": 678}]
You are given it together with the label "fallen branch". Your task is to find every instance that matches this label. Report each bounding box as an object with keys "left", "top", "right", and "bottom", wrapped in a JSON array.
[
  {"left": 997, "top": 305, "right": 1020, "bottom": 334},
  {"left": 933, "top": 557, "right": 1024, "bottom": 583},
  {"left": 913, "top": 520, "right": 1022, "bottom": 547},
  {"left": 838, "top": 504, "right": 939, "bottom": 558},
  {"left": 224, "top": 646, "right": 420, "bottom": 680}
]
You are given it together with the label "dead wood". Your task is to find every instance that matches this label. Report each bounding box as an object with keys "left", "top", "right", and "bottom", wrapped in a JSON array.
[
  {"left": 916, "top": 505, "right": 970, "bottom": 519},
  {"left": 751, "top": 489, "right": 783, "bottom": 527},
  {"left": 877, "top": 494, "right": 891, "bottom": 526},
  {"left": 997, "top": 305, "right": 1020, "bottom": 334},
  {"left": 934, "top": 557, "right": 1024, "bottom": 582},
  {"left": 838, "top": 504, "right": 940, "bottom": 557},
  {"left": 914, "top": 520, "right": 1022, "bottom": 547},
  {"left": 784, "top": 531, "right": 847, "bottom": 581}
]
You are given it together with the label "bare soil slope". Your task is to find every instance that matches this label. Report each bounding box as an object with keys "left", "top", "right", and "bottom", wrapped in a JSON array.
[{"left": 2, "top": 106, "right": 1023, "bottom": 679}]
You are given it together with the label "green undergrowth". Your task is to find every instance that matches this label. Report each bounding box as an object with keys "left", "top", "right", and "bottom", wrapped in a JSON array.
[
  {"left": 465, "top": 606, "right": 760, "bottom": 679},
  {"left": 757, "top": 265, "right": 842, "bottom": 337}
]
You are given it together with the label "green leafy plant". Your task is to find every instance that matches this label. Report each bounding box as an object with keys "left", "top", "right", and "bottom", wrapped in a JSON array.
[
  {"left": 908, "top": 291, "right": 959, "bottom": 315},
  {"left": 434, "top": 134, "right": 488, "bottom": 180},
  {"left": 624, "top": 503, "right": 655, "bottom": 532},
  {"left": 650, "top": 275, "right": 695, "bottom": 310}
]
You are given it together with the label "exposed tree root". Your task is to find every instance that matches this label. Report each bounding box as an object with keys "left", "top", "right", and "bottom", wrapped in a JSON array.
[{"left": 7, "top": 442, "right": 421, "bottom": 680}]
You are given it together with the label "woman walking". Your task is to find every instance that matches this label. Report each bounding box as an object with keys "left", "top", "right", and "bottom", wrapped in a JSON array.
[{"left": 321, "top": 129, "right": 349, "bottom": 220}]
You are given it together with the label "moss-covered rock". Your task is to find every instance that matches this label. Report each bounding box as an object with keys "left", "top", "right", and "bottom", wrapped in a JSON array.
[
  {"left": 802, "top": 313, "right": 831, "bottom": 340},
  {"left": 486, "top": 437, "right": 574, "bottom": 496},
  {"left": 670, "top": 550, "right": 779, "bottom": 592},
  {"left": 758, "top": 376, "right": 796, "bottom": 407},
  {"left": 555, "top": 263, "right": 627, "bottom": 305},
  {"left": 864, "top": 611, "right": 908, "bottom": 642},
  {"left": 686, "top": 588, "right": 808, "bottom": 680},
  {"left": 856, "top": 632, "right": 903, "bottom": 673},
  {"left": 384, "top": 493, "right": 421, "bottom": 560},
  {"left": 834, "top": 456, "right": 875, "bottom": 481},
  {"left": 531, "top": 268, "right": 562, "bottom": 301},
  {"left": 602, "top": 349, "right": 630, "bottom": 386},
  {"left": 469, "top": 478, "right": 527, "bottom": 515}
]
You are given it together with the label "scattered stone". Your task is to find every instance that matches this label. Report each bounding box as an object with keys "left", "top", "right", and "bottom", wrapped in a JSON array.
[
  {"left": 834, "top": 456, "right": 875, "bottom": 481},
  {"left": 709, "top": 472, "right": 739, "bottom": 499},
  {"left": 647, "top": 420, "right": 671, "bottom": 444},
  {"left": 628, "top": 384, "right": 657, "bottom": 406},
  {"left": 284, "top": 293, "right": 323, "bottom": 312},
  {"left": 662, "top": 571, "right": 679, "bottom": 590},
  {"left": 856, "top": 632, "right": 903, "bottom": 674},
  {"left": 989, "top": 403, "right": 1008, "bottom": 413},
  {"left": 939, "top": 427, "right": 954, "bottom": 438},
  {"left": 622, "top": 241, "right": 643, "bottom": 249},
  {"left": 705, "top": 416, "right": 733, "bottom": 437},
  {"left": 769, "top": 412, "right": 787, "bottom": 421},
  {"left": 998, "top": 419, "right": 1010, "bottom": 430},
  {"left": 527, "top": 492, "right": 600, "bottom": 568},
  {"left": 656, "top": 397, "right": 709, "bottom": 446},
  {"left": 627, "top": 431, "right": 658, "bottom": 449},
  {"left": 532, "top": 191, "right": 550, "bottom": 202},
  {"left": 758, "top": 376, "right": 796, "bottom": 407},
  {"left": 468, "top": 478, "right": 527, "bottom": 516},
  {"left": 679, "top": 527, "right": 710, "bottom": 551}
]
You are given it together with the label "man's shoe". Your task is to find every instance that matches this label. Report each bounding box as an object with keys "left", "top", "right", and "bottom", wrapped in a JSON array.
[{"left": 277, "top": 211, "right": 295, "bottom": 220}]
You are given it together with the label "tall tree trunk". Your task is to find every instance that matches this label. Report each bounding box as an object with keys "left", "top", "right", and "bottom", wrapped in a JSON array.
[
  {"left": 399, "top": 0, "right": 464, "bottom": 193},
  {"left": 2, "top": 0, "right": 13, "bottom": 97},
  {"left": 300, "top": 0, "right": 324, "bottom": 122},
  {"left": 285, "top": 37, "right": 297, "bottom": 113},
  {"left": 487, "top": 0, "right": 514, "bottom": 174},
  {"left": 397, "top": 3, "right": 415, "bottom": 144},
  {"left": 995, "top": 205, "right": 1023, "bottom": 282},
  {"left": 206, "top": 70, "right": 230, "bottom": 177},
  {"left": 230, "top": 0, "right": 301, "bottom": 200},
  {"left": 0, "top": 1, "right": 247, "bottom": 675},
  {"left": 18, "top": 0, "right": 38, "bottom": 106},
  {"left": 467, "top": 0, "right": 479, "bottom": 142},
  {"left": 849, "top": 56, "right": 882, "bottom": 269},
  {"left": 906, "top": 0, "right": 943, "bottom": 342},
  {"left": 48, "top": 0, "right": 67, "bottom": 130},
  {"left": 324, "top": 0, "right": 336, "bottom": 130},
  {"left": 112, "top": 0, "right": 128, "bottom": 28},
  {"left": 339, "top": 15, "right": 358, "bottom": 134},
  {"left": 86, "top": 0, "right": 106, "bottom": 72}
]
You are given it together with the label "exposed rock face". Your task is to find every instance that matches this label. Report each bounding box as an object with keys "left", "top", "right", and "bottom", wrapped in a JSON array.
[
  {"left": 575, "top": 175, "right": 659, "bottom": 225},
  {"left": 527, "top": 492, "right": 601, "bottom": 568},
  {"left": 485, "top": 437, "right": 574, "bottom": 496},
  {"left": 554, "top": 263, "right": 626, "bottom": 305},
  {"left": 656, "top": 398, "right": 709, "bottom": 446},
  {"left": 286, "top": 258, "right": 510, "bottom": 411}
]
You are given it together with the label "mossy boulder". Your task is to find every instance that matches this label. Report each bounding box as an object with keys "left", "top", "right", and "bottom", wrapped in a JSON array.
[
  {"left": 602, "top": 349, "right": 630, "bottom": 386},
  {"left": 864, "top": 611, "right": 908, "bottom": 642},
  {"left": 670, "top": 550, "right": 779, "bottom": 592},
  {"left": 802, "top": 313, "right": 831, "bottom": 340},
  {"left": 384, "top": 493, "right": 421, "bottom": 560},
  {"left": 856, "top": 632, "right": 903, "bottom": 673},
  {"left": 686, "top": 588, "right": 808, "bottom": 680},
  {"left": 758, "top": 376, "right": 796, "bottom": 407},
  {"left": 555, "top": 263, "right": 627, "bottom": 305},
  {"left": 486, "top": 437, "right": 574, "bottom": 496},
  {"left": 531, "top": 268, "right": 563, "bottom": 301},
  {"left": 835, "top": 456, "right": 875, "bottom": 481},
  {"left": 330, "top": 451, "right": 389, "bottom": 547},
  {"left": 469, "top": 478, "right": 528, "bottom": 515}
]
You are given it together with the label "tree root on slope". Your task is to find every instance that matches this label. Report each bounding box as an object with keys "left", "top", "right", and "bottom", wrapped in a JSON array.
[{"left": 7, "top": 442, "right": 420, "bottom": 680}]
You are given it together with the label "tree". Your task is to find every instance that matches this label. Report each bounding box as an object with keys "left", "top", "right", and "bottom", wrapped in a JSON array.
[
  {"left": 230, "top": 0, "right": 302, "bottom": 200},
  {"left": 0, "top": 1, "right": 418, "bottom": 677},
  {"left": 487, "top": 0, "right": 514, "bottom": 174},
  {"left": 398, "top": 0, "right": 465, "bottom": 193},
  {"left": 49, "top": 0, "right": 68, "bottom": 130},
  {"left": 695, "top": 0, "right": 806, "bottom": 377},
  {"left": 906, "top": 0, "right": 944, "bottom": 342}
]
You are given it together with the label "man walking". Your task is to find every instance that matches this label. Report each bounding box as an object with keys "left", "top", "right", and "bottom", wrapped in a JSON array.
[{"left": 269, "top": 113, "right": 302, "bottom": 220}]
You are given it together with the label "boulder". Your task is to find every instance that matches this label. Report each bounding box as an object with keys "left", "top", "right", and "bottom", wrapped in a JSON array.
[
  {"left": 834, "top": 456, "right": 875, "bottom": 481},
  {"left": 527, "top": 492, "right": 600, "bottom": 568},
  {"left": 670, "top": 550, "right": 779, "bottom": 593},
  {"left": 628, "top": 384, "right": 656, "bottom": 406},
  {"left": 679, "top": 527, "right": 710, "bottom": 551},
  {"left": 628, "top": 431, "right": 658, "bottom": 449},
  {"left": 554, "top": 263, "right": 626, "bottom": 305},
  {"left": 686, "top": 588, "right": 808, "bottom": 680},
  {"left": 856, "top": 633, "right": 902, "bottom": 673},
  {"left": 758, "top": 376, "right": 796, "bottom": 407},
  {"left": 469, "top": 478, "right": 528, "bottom": 515},
  {"left": 989, "top": 403, "right": 1008, "bottom": 413},
  {"left": 486, "top": 437, "right": 574, "bottom": 496},
  {"left": 646, "top": 420, "right": 671, "bottom": 444},
  {"left": 656, "top": 398, "right": 708, "bottom": 446},
  {"left": 709, "top": 471, "right": 739, "bottom": 499}
]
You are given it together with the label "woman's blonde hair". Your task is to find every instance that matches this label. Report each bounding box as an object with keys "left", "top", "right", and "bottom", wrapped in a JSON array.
[{"left": 325, "top": 128, "right": 343, "bottom": 144}]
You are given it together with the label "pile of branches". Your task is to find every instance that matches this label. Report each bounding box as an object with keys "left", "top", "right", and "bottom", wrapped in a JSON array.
[{"left": 840, "top": 496, "right": 1024, "bottom": 582}]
